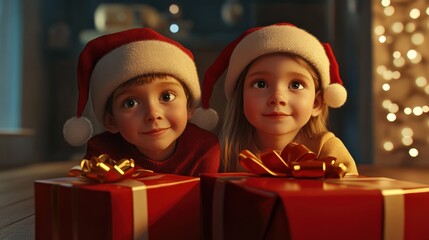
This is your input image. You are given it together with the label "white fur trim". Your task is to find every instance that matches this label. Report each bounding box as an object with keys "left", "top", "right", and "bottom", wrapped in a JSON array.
[
  {"left": 63, "top": 116, "right": 93, "bottom": 146},
  {"left": 225, "top": 24, "right": 330, "bottom": 99},
  {"left": 324, "top": 83, "right": 347, "bottom": 108},
  {"left": 90, "top": 40, "right": 199, "bottom": 123},
  {"left": 190, "top": 107, "right": 219, "bottom": 130}
]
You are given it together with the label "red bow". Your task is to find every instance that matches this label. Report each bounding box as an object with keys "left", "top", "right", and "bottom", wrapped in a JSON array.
[
  {"left": 68, "top": 154, "right": 153, "bottom": 183},
  {"left": 239, "top": 142, "right": 347, "bottom": 178}
]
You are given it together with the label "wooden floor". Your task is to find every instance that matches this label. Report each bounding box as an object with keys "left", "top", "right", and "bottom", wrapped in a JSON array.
[
  {"left": 0, "top": 161, "right": 428, "bottom": 239},
  {"left": 0, "top": 160, "right": 77, "bottom": 240}
]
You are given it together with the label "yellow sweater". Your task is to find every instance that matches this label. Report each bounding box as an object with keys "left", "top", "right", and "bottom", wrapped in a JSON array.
[
  {"left": 245, "top": 131, "right": 359, "bottom": 175},
  {"left": 298, "top": 132, "right": 359, "bottom": 175}
]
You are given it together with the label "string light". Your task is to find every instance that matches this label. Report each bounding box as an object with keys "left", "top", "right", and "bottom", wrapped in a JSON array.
[
  {"left": 384, "top": 6, "right": 395, "bottom": 16},
  {"left": 415, "top": 76, "right": 427, "bottom": 87},
  {"left": 382, "top": 83, "right": 390, "bottom": 91},
  {"left": 383, "top": 141, "right": 394, "bottom": 151},
  {"left": 392, "top": 22, "right": 404, "bottom": 33},
  {"left": 381, "top": 0, "right": 390, "bottom": 7},
  {"left": 409, "top": 148, "right": 419, "bottom": 157},
  {"left": 169, "top": 24, "right": 179, "bottom": 33},
  {"left": 411, "top": 32, "right": 424, "bottom": 45},
  {"left": 373, "top": 0, "right": 429, "bottom": 164},
  {"left": 169, "top": 4, "right": 180, "bottom": 14}
]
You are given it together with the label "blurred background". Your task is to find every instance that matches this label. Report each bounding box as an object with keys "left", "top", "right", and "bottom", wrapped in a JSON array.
[{"left": 0, "top": 0, "right": 428, "bottom": 170}]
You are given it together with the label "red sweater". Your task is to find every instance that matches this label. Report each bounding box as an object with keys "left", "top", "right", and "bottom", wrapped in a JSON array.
[{"left": 85, "top": 123, "right": 220, "bottom": 176}]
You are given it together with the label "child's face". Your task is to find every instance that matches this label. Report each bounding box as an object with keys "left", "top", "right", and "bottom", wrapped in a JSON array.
[
  {"left": 243, "top": 54, "right": 322, "bottom": 140},
  {"left": 104, "top": 76, "right": 191, "bottom": 160}
]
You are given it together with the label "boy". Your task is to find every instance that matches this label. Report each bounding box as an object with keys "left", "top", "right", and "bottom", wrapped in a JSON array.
[{"left": 63, "top": 28, "right": 220, "bottom": 176}]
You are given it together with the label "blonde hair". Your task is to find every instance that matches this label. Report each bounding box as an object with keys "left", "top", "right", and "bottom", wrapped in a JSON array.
[{"left": 219, "top": 53, "right": 328, "bottom": 172}]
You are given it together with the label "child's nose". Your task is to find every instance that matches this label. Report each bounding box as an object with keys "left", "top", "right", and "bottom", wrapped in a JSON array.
[
  {"left": 268, "top": 88, "right": 287, "bottom": 106},
  {"left": 144, "top": 101, "right": 163, "bottom": 121}
]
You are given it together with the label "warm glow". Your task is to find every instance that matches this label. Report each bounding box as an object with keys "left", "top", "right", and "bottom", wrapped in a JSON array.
[
  {"left": 377, "top": 65, "right": 387, "bottom": 74},
  {"left": 407, "top": 49, "right": 418, "bottom": 59},
  {"left": 382, "top": 70, "right": 393, "bottom": 80},
  {"left": 405, "top": 22, "right": 416, "bottom": 32},
  {"left": 410, "top": 8, "right": 420, "bottom": 19},
  {"left": 384, "top": 6, "right": 395, "bottom": 16},
  {"left": 373, "top": 1, "right": 428, "bottom": 165},
  {"left": 413, "top": 107, "right": 423, "bottom": 116},
  {"left": 374, "top": 25, "right": 385, "bottom": 35},
  {"left": 393, "top": 51, "right": 401, "bottom": 58},
  {"left": 387, "top": 113, "right": 397, "bottom": 122},
  {"left": 382, "top": 99, "right": 392, "bottom": 109},
  {"left": 402, "top": 136, "right": 413, "bottom": 146},
  {"left": 411, "top": 33, "right": 424, "bottom": 45},
  {"left": 415, "top": 76, "right": 427, "bottom": 87},
  {"left": 382, "top": 83, "right": 390, "bottom": 91},
  {"left": 401, "top": 128, "right": 413, "bottom": 136},
  {"left": 392, "top": 22, "right": 404, "bottom": 33},
  {"left": 404, "top": 107, "right": 412, "bottom": 115},
  {"left": 381, "top": 0, "right": 391, "bottom": 7},
  {"left": 169, "top": 4, "right": 180, "bottom": 14},
  {"left": 410, "top": 52, "right": 422, "bottom": 64},
  {"left": 388, "top": 103, "right": 399, "bottom": 113},
  {"left": 383, "top": 141, "right": 394, "bottom": 151},
  {"left": 393, "top": 57, "right": 405, "bottom": 67},
  {"left": 392, "top": 71, "right": 401, "bottom": 79},
  {"left": 409, "top": 148, "right": 419, "bottom": 157}
]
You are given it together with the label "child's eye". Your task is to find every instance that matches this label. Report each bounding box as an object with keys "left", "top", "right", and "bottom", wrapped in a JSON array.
[
  {"left": 290, "top": 81, "right": 304, "bottom": 90},
  {"left": 160, "top": 91, "right": 176, "bottom": 102},
  {"left": 251, "top": 80, "right": 268, "bottom": 88},
  {"left": 123, "top": 99, "right": 138, "bottom": 109}
]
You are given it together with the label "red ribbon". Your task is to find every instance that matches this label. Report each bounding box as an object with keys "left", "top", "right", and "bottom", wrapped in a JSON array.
[
  {"left": 68, "top": 154, "right": 153, "bottom": 183},
  {"left": 239, "top": 142, "right": 347, "bottom": 178}
]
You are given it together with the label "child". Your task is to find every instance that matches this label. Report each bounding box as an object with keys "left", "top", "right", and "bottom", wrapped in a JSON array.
[
  {"left": 193, "top": 23, "right": 358, "bottom": 175},
  {"left": 63, "top": 28, "right": 220, "bottom": 177}
]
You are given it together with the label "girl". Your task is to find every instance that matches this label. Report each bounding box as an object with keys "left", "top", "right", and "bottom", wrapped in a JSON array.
[
  {"left": 192, "top": 23, "right": 358, "bottom": 175},
  {"left": 63, "top": 28, "right": 220, "bottom": 176}
]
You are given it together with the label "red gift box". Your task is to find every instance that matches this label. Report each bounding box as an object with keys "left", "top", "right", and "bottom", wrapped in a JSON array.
[
  {"left": 201, "top": 173, "right": 429, "bottom": 240},
  {"left": 34, "top": 174, "right": 200, "bottom": 240}
]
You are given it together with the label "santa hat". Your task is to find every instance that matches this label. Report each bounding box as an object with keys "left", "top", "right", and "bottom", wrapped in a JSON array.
[
  {"left": 191, "top": 23, "right": 347, "bottom": 130},
  {"left": 63, "top": 28, "right": 200, "bottom": 146}
]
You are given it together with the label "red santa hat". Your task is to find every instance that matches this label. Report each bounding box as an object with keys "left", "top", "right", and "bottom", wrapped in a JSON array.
[
  {"left": 191, "top": 23, "right": 347, "bottom": 130},
  {"left": 63, "top": 28, "right": 200, "bottom": 146}
]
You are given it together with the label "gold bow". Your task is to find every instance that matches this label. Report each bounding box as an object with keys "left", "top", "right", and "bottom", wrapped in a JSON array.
[
  {"left": 68, "top": 154, "right": 153, "bottom": 183},
  {"left": 239, "top": 142, "right": 347, "bottom": 178}
]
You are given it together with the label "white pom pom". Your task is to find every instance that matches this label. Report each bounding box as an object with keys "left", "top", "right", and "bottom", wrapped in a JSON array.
[
  {"left": 63, "top": 116, "right": 93, "bottom": 146},
  {"left": 324, "top": 83, "right": 347, "bottom": 108},
  {"left": 190, "top": 107, "right": 219, "bottom": 130}
]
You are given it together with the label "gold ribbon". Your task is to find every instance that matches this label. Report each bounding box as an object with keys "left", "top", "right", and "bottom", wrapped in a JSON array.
[
  {"left": 239, "top": 142, "right": 348, "bottom": 178},
  {"left": 68, "top": 154, "right": 153, "bottom": 183}
]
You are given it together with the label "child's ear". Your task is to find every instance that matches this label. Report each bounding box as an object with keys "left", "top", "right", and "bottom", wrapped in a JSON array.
[
  {"left": 103, "top": 113, "right": 119, "bottom": 133},
  {"left": 187, "top": 108, "right": 195, "bottom": 120},
  {"left": 311, "top": 91, "right": 323, "bottom": 117}
]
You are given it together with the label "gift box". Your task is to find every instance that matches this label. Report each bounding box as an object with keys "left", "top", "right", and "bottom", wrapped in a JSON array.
[
  {"left": 35, "top": 173, "right": 200, "bottom": 240},
  {"left": 201, "top": 173, "right": 429, "bottom": 240}
]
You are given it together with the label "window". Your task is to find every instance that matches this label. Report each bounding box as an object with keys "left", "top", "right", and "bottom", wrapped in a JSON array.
[{"left": 0, "top": 0, "right": 22, "bottom": 130}]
